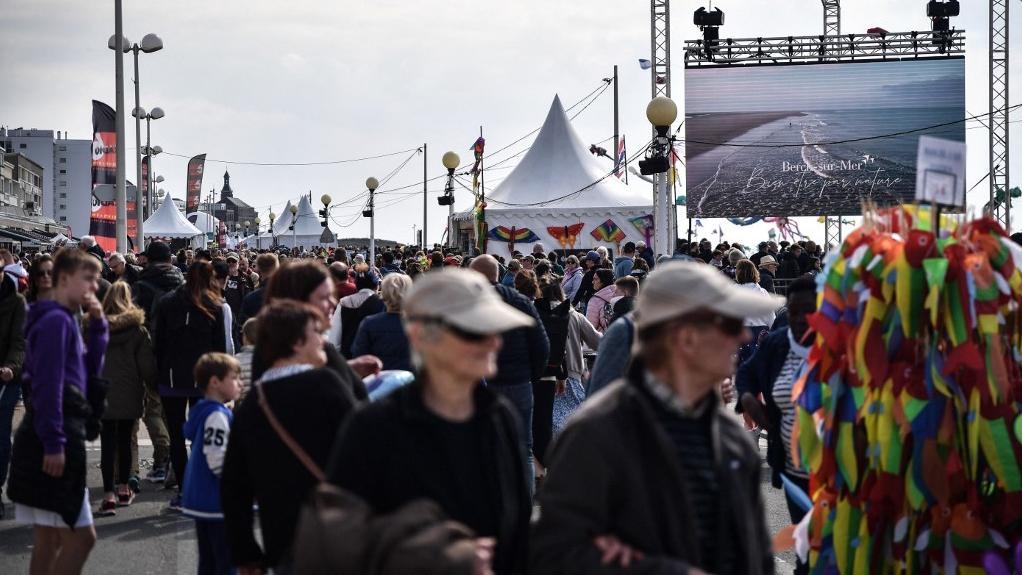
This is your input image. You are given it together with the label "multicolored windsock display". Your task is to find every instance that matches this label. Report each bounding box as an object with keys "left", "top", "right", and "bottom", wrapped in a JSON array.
[{"left": 792, "top": 205, "right": 1022, "bottom": 574}]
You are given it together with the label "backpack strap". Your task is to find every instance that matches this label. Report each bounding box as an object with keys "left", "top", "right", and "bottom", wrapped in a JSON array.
[{"left": 256, "top": 384, "right": 325, "bottom": 482}]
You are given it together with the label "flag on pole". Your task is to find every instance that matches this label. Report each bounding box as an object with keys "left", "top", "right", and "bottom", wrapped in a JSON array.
[
  {"left": 615, "top": 136, "right": 627, "bottom": 180},
  {"left": 668, "top": 145, "right": 682, "bottom": 185},
  {"left": 638, "top": 59, "right": 652, "bottom": 70}
]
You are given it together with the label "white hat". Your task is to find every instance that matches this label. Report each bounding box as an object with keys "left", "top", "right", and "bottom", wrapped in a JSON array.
[
  {"left": 635, "top": 261, "right": 783, "bottom": 329},
  {"left": 404, "top": 268, "right": 535, "bottom": 335},
  {"left": 758, "top": 255, "right": 778, "bottom": 268}
]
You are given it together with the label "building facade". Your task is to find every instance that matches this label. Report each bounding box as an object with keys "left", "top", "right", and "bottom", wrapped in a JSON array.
[
  {"left": 212, "top": 171, "right": 257, "bottom": 236},
  {"left": 4, "top": 153, "right": 44, "bottom": 216}
]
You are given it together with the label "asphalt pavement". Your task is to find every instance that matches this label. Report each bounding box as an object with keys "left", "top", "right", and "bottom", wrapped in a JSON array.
[{"left": 1, "top": 421, "right": 797, "bottom": 574}]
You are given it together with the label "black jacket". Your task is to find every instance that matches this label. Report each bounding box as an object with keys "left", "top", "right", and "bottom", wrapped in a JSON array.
[
  {"left": 0, "top": 288, "right": 26, "bottom": 386},
  {"left": 759, "top": 268, "right": 776, "bottom": 294},
  {"left": 132, "top": 263, "right": 185, "bottom": 324},
  {"left": 572, "top": 269, "right": 597, "bottom": 307},
  {"left": 152, "top": 287, "right": 227, "bottom": 392},
  {"left": 530, "top": 361, "right": 773, "bottom": 575},
  {"left": 735, "top": 327, "right": 791, "bottom": 488},
  {"left": 328, "top": 381, "right": 531, "bottom": 575},
  {"left": 251, "top": 341, "right": 368, "bottom": 402},
  {"left": 492, "top": 284, "right": 549, "bottom": 387},
  {"left": 222, "top": 368, "right": 357, "bottom": 569}
]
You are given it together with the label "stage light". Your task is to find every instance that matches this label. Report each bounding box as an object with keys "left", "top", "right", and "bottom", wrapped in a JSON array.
[
  {"left": 693, "top": 7, "right": 725, "bottom": 60},
  {"left": 693, "top": 7, "right": 724, "bottom": 27}
]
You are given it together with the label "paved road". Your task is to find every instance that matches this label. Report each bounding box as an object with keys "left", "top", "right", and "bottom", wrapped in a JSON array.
[{"left": 1, "top": 428, "right": 797, "bottom": 574}]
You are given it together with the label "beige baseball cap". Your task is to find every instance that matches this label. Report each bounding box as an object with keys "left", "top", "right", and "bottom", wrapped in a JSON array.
[
  {"left": 404, "top": 268, "right": 535, "bottom": 335},
  {"left": 635, "top": 260, "right": 784, "bottom": 329}
]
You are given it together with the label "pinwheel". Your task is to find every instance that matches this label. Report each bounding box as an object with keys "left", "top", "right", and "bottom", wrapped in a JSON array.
[
  {"left": 628, "top": 215, "right": 655, "bottom": 246},
  {"left": 487, "top": 225, "right": 539, "bottom": 255},
  {"left": 547, "top": 223, "right": 585, "bottom": 256},
  {"left": 590, "top": 219, "right": 626, "bottom": 249}
]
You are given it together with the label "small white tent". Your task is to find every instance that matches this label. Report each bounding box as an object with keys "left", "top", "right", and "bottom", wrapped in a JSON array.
[
  {"left": 453, "top": 95, "right": 653, "bottom": 257},
  {"left": 187, "top": 212, "right": 221, "bottom": 237},
  {"left": 276, "top": 195, "right": 330, "bottom": 250},
  {"left": 144, "top": 193, "right": 203, "bottom": 239}
]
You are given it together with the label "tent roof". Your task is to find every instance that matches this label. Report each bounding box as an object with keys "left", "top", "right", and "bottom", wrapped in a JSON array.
[
  {"left": 272, "top": 201, "right": 293, "bottom": 235},
  {"left": 145, "top": 194, "right": 202, "bottom": 238},
  {"left": 186, "top": 211, "right": 221, "bottom": 234},
  {"left": 485, "top": 95, "right": 651, "bottom": 210},
  {"left": 291, "top": 195, "right": 326, "bottom": 236}
]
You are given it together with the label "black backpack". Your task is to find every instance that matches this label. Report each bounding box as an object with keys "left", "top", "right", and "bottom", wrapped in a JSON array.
[{"left": 537, "top": 299, "right": 571, "bottom": 380}]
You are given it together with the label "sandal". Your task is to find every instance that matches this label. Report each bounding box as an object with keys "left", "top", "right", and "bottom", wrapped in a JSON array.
[
  {"left": 97, "top": 498, "right": 117, "bottom": 517},
  {"left": 117, "top": 487, "right": 135, "bottom": 507}
]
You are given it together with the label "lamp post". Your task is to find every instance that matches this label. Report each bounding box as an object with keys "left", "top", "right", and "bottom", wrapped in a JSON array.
[
  {"left": 268, "top": 212, "right": 276, "bottom": 249},
  {"left": 110, "top": 2, "right": 128, "bottom": 253},
  {"left": 440, "top": 152, "right": 459, "bottom": 249},
  {"left": 288, "top": 203, "right": 298, "bottom": 252},
  {"left": 111, "top": 31, "right": 163, "bottom": 251},
  {"left": 364, "top": 177, "right": 379, "bottom": 265},
  {"left": 643, "top": 96, "right": 679, "bottom": 257},
  {"left": 135, "top": 104, "right": 163, "bottom": 248}
]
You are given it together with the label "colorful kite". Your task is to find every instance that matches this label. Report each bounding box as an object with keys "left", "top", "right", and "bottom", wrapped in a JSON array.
[
  {"left": 487, "top": 225, "right": 538, "bottom": 255},
  {"left": 628, "top": 215, "right": 654, "bottom": 246},
  {"left": 547, "top": 223, "right": 585, "bottom": 253},
  {"left": 590, "top": 219, "right": 626, "bottom": 247},
  {"left": 470, "top": 137, "right": 485, "bottom": 176}
]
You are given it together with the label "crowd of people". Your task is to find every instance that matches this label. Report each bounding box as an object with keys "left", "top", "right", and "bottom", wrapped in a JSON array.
[{"left": 0, "top": 232, "right": 829, "bottom": 574}]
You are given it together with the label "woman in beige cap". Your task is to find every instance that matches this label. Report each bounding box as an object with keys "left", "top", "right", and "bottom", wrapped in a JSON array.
[{"left": 328, "top": 268, "right": 535, "bottom": 575}]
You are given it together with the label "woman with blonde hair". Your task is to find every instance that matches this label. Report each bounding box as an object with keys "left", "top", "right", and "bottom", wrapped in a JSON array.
[
  {"left": 351, "top": 273, "right": 414, "bottom": 371},
  {"left": 735, "top": 258, "right": 775, "bottom": 366},
  {"left": 96, "top": 281, "right": 157, "bottom": 515}
]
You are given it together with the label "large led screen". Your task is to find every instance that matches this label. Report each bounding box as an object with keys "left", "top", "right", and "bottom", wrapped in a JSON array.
[{"left": 684, "top": 58, "right": 965, "bottom": 217}]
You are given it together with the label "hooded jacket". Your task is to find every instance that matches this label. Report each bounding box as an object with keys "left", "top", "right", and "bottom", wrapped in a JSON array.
[
  {"left": 152, "top": 286, "right": 227, "bottom": 396},
  {"left": 132, "top": 263, "right": 185, "bottom": 324},
  {"left": 492, "top": 283, "right": 549, "bottom": 387},
  {"left": 100, "top": 308, "right": 157, "bottom": 420},
  {"left": 585, "top": 285, "right": 617, "bottom": 332},
  {"left": 560, "top": 267, "right": 583, "bottom": 303},
  {"left": 0, "top": 280, "right": 26, "bottom": 386},
  {"left": 182, "top": 398, "right": 233, "bottom": 519}
]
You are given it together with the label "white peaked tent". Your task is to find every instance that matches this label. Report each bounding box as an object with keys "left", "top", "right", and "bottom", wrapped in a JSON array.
[
  {"left": 187, "top": 212, "right": 222, "bottom": 237},
  {"left": 453, "top": 95, "right": 653, "bottom": 257},
  {"left": 276, "top": 195, "right": 329, "bottom": 250},
  {"left": 272, "top": 201, "right": 294, "bottom": 236},
  {"left": 144, "top": 193, "right": 203, "bottom": 239}
]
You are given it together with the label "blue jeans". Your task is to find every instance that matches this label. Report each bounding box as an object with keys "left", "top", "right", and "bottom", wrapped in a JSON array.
[
  {"left": 491, "top": 381, "right": 535, "bottom": 496},
  {"left": 0, "top": 384, "right": 22, "bottom": 491}
]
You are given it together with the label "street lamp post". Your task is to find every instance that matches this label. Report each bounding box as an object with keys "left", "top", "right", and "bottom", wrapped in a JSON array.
[
  {"left": 112, "top": 0, "right": 127, "bottom": 253},
  {"left": 289, "top": 203, "right": 298, "bottom": 252},
  {"left": 134, "top": 107, "right": 164, "bottom": 249},
  {"left": 364, "top": 177, "right": 379, "bottom": 266},
  {"left": 440, "top": 152, "right": 459, "bottom": 249},
  {"left": 268, "top": 212, "right": 276, "bottom": 249},
  {"left": 643, "top": 96, "right": 679, "bottom": 258}
]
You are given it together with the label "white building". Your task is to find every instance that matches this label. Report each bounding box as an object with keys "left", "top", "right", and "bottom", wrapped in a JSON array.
[{"left": 0, "top": 128, "right": 92, "bottom": 236}]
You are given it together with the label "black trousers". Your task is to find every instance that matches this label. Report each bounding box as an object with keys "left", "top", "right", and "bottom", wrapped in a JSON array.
[
  {"left": 195, "top": 520, "right": 233, "bottom": 575},
  {"left": 162, "top": 396, "right": 197, "bottom": 492},
  {"left": 100, "top": 419, "right": 134, "bottom": 492},
  {"left": 782, "top": 472, "right": 811, "bottom": 575},
  {"left": 532, "top": 380, "right": 556, "bottom": 468}
]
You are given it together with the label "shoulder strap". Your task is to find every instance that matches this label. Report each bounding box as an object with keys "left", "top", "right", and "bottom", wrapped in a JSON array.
[{"left": 257, "top": 384, "right": 326, "bottom": 482}]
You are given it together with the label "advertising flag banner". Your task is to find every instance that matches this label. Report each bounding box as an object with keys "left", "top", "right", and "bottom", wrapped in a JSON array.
[
  {"left": 141, "top": 155, "right": 149, "bottom": 213},
  {"left": 89, "top": 100, "right": 136, "bottom": 251},
  {"left": 186, "top": 154, "right": 206, "bottom": 213}
]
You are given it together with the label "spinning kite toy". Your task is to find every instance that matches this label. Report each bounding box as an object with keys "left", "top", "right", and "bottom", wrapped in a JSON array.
[
  {"left": 591, "top": 219, "right": 626, "bottom": 248},
  {"left": 487, "top": 225, "right": 539, "bottom": 255},
  {"left": 792, "top": 205, "right": 1022, "bottom": 574},
  {"left": 547, "top": 223, "right": 585, "bottom": 254},
  {"left": 629, "top": 215, "right": 655, "bottom": 246}
]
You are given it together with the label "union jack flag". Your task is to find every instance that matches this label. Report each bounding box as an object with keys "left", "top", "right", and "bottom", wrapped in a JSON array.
[{"left": 615, "top": 136, "right": 627, "bottom": 180}]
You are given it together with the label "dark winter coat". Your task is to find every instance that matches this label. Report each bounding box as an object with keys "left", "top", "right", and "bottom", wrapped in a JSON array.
[
  {"left": 735, "top": 327, "right": 791, "bottom": 488},
  {"left": 132, "top": 263, "right": 185, "bottom": 325},
  {"left": 152, "top": 287, "right": 227, "bottom": 395},
  {"left": 350, "top": 312, "right": 412, "bottom": 372},
  {"left": 251, "top": 341, "right": 368, "bottom": 402},
  {"left": 759, "top": 268, "right": 777, "bottom": 294},
  {"left": 492, "top": 284, "right": 549, "bottom": 387},
  {"left": 0, "top": 288, "right": 26, "bottom": 386},
  {"left": 530, "top": 361, "right": 773, "bottom": 575},
  {"left": 100, "top": 309, "right": 157, "bottom": 420},
  {"left": 328, "top": 381, "right": 531, "bottom": 575}
]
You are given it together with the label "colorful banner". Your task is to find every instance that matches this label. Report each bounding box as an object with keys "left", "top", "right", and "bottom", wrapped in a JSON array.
[
  {"left": 89, "top": 100, "right": 136, "bottom": 252},
  {"left": 186, "top": 153, "right": 206, "bottom": 213},
  {"left": 141, "top": 154, "right": 149, "bottom": 215}
]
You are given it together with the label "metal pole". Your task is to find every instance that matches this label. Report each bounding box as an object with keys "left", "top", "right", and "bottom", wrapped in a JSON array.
[
  {"left": 422, "top": 143, "right": 427, "bottom": 250},
  {"left": 133, "top": 46, "right": 143, "bottom": 250},
  {"left": 653, "top": 171, "right": 671, "bottom": 257},
  {"left": 145, "top": 116, "right": 151, "bottom": 247},
  {"left": 114, "top": 0, "right": 128, "bottom": 253},
  {"left": 369, "top": 189, "right": 376, "bottom": 265},
  {"left": 613, "top": 65, "right": 620, "bottom": 177}
]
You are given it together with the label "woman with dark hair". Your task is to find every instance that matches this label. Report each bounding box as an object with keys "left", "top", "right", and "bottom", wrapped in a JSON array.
[
  {"left": 152, "top": 261, "right": 229, "bottom": 511},
  {"left": 585, "top": 268, "right": 617, "bottom": 333},
  {"left": 255, "top": 261, "right": 374, "bottom": 400},
  {"left": 27, "top": 255, "right": 54, "bottom": 303},
  {"left": 223, "top": 300, "right": 358, "bottom": 573},
  {"left": 514, "top": 269, "right": 540, "bottom": 300}
]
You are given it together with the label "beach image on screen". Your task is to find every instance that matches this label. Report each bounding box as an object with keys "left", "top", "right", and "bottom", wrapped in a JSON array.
[{"left": 684, "top": 58, "right": 965, "bottom": 217}]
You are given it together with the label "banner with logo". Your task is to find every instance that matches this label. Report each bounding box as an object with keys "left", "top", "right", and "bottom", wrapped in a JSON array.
[
  {"left": 141, "top": 154, "right": 149, "bottom": 215},
  {"left": 89, "top": 100, "right": 137, "bottom": 252},
  {"left": 186, "top": 154, "right": 205, "bottom": 213}
]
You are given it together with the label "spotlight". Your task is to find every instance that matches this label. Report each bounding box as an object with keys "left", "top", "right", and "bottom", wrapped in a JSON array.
[
  {"left": 693, "top": 7, "right": 724, "bottom": 27},
  {"left": 693, "top": 7, "right": 725, "bottom": 60}
]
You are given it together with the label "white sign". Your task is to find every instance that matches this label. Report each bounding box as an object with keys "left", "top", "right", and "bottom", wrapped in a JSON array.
[{"left": 915, "top": 136, "right": 966, "bottom": 207}]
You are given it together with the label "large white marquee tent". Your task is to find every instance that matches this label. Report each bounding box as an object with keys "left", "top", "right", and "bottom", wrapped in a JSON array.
[{"left": 143, "top": 193, "right": 203, "bottom": 244}]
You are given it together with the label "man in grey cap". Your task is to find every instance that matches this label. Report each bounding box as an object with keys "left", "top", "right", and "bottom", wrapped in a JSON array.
[{"left": 531, "top": 260, "right": 781, "bottom": 575}]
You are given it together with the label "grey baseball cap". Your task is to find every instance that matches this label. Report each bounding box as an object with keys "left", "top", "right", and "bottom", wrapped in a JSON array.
[
  {"left": 404, "top": 268, "right": 535, "bottom": 335},
  {"left": 635, "top": 260, "right": 784, "bottom": 329}
]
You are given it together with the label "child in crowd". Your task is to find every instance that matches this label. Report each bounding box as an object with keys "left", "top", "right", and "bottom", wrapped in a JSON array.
[
  {"left": 234, "top": 318, "right": 258, "bottom": 404},
  {"left": 181, "top": 353, "right": 242, "bottom": 575}
]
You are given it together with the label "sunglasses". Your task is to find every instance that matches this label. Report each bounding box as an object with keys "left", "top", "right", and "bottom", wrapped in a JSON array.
[
  {"left": 675, "top": 311, "right": 746, "bottom": 338},
  {"left": 415, "top": 318, "right": 493, "bottom": 343}
]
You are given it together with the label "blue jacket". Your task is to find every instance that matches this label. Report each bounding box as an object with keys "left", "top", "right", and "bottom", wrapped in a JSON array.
[
  {"left": 182, "top": 399, "right": 233, "bottom": 519},
  {"left": 492, "top": 284, "right": 549, "bottom": 387},
  {"left": 586, "top": 315, "right": 633, "bottom": 396},
  {"left": 613, "top": 256, "right": 634, "bottom": 279},
  {"left": 735, "top": 327, "right": 790, "bottom": 488},
  {"left": 351, "top": 312, "right": 412, "bottom": 371}
]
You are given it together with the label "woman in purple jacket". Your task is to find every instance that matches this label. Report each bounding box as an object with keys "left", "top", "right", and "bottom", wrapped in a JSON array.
[{"left": 8, "top": 248, "right": 108, "bottom": 574}]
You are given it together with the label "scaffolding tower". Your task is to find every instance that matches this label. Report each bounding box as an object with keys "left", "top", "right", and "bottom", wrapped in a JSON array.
[
  {"left": 990, "top": 0, "right": 1010, "bottom": 231},
  {"left": 822, "top": 0, "right": 841, "bottom": 248},
  {"left": 651, "top": 0, "right": 671, "bottom": 99}
]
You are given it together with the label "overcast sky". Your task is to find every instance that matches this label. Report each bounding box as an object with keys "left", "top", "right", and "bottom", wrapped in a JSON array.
[{"left": 2, "top": 0, "right": 1018, "bottom": 246}]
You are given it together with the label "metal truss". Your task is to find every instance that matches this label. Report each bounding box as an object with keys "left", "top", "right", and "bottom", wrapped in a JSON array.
[
  {"left": 684, "top": 31, "right": 965, "bottom": 67},
  {"left": 651, "top": 0, "right": 671, "bottom": 98},
  {"left": 990, "top": 0, "right": 1010, "bottom": 231},
  {"left": 822, "top": 0, "right": 840, "bottom": 37}
]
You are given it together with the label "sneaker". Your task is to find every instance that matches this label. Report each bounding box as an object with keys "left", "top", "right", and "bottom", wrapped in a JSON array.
[
  {"left": 128, "top": 476, "right": 141, "bottom": 494},
  {"left": 97, "top": 498, "right": 117, "bottom": 517},
  {"left": 145, "top": 467, "right": 167, "bottom": 484},
  {"left": 117, "top": 487, "right": 135, "bottom": 507},
  {"left": 167, "top": 494, "right": 183, "bottom": 512}
]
